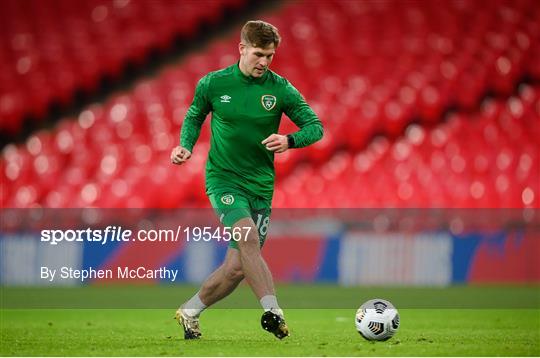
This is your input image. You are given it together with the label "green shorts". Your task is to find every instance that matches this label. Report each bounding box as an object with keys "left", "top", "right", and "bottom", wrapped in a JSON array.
[{"left": 208, "top": 189, "right": 271, "bottom": 249}]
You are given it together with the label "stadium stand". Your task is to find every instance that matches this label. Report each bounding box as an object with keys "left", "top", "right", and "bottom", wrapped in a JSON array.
[
  {"left": 1, "top": 0, "right": 539, "bottom": 209},
  {"left": 0, "top": 0, "right": 245, "bottom": 134},
  {"left": 274, "top": 84, "right": 539, "bottom": 208}
]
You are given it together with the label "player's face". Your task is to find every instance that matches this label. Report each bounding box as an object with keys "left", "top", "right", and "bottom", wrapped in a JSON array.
[{"left": 239, "top": 43, "right": 275, "bottom": 78}]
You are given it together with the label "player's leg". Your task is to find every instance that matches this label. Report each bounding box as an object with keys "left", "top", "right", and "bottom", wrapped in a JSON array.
[
  {"left": 197, "top": 248, "right": 244, "bottom": 306},
  {"left": 213, "top": 193, "right": 289, "bottom": 339},
  {"left": 233, "top": 204, "right": 289, "bottom": 339},
  {"left": 234, "top": 217, "right": 275, "bottom": 301},
  {"left": 175, "top": 193, "right": 250, "bottom": 339},
  {"left": 181, "top": 248, "right": 244, "bottom": 315},
  {"left": 176, "top": 249, "right": 245, "bottom": 339}
]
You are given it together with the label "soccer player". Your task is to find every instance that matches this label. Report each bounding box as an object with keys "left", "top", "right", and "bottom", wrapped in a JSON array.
[{"left": 170, "top": 20, "right": 323, "bottom": 340}]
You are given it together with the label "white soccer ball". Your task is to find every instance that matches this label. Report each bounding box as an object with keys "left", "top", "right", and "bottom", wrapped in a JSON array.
[{"left": 355, "top": 298, "right": 400, "bottom": 341}]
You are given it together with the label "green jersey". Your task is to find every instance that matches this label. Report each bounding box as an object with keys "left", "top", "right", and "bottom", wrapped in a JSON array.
[{"left": 180, "top": 63, "right": 323, "bottom": 201}]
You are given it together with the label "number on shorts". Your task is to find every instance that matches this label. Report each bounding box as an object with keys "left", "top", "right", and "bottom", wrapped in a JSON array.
[{"left": 255, "top": 214, "right": 270, "bottom": 237}]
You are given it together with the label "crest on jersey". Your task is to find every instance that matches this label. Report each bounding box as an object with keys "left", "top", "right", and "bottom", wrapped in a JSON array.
[
  {"left": 221, "top": 194, "right": 234, "bottom": 205},
  {"left": 261, "top": 95, "right": 277, "bottom": 111}
]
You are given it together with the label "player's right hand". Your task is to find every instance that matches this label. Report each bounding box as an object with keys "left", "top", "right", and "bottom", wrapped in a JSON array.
[{"left": 170, "top": 146, "right": 192, "bottom": 165}]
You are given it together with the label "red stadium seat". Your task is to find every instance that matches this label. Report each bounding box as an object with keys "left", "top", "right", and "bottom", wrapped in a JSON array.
[{"left": 0, "top": 0, "right": 247, "bottom": 134}]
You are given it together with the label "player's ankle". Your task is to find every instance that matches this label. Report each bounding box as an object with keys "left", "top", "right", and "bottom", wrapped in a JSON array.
[
  {"left": 260, "top": 295, "right": 283, "bottom": 316},
  {"left": 260, "top": 294, "right": 278, "bottom": 309},
  {"left": 182, "top": 307, "right": 203, "bottom": 318},
  {"left": 182, "top": 291, "right": 208, "bottom": 317},
  {"left": 269, "top": 307, "right": 284, "bottom": 318}
]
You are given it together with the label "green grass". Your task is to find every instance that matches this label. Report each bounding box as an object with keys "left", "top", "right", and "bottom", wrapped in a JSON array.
[
  {"left": 2, "top": 284, "right": 539, "bottom": 309},
  {"left": 1, "top": 286, "right": 539, "bottom": 356}
]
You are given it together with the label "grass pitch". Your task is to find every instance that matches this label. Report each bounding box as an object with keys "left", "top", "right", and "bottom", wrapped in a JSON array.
[{"left": 1, "top": 285, "right": 539, "bottom": 356}]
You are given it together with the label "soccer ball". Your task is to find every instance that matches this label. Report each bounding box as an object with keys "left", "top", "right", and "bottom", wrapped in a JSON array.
[{"left": 355, "top": 298, "right": 400, "bottom": 341}]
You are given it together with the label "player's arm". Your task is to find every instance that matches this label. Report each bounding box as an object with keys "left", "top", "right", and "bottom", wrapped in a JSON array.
[
  {"left": 171, "top": 75, "right": 212, "bottom": 165},
  {"left": 281, "top": 80, "right": 323, "bottom": 149},
  {"left": 263, "top": 81, "right": 323, "bottom": 153}
]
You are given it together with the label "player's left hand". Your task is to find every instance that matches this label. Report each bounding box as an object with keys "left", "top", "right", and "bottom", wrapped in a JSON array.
[{"left": 262, "top": 134, "right": 288, "bottom": 153}]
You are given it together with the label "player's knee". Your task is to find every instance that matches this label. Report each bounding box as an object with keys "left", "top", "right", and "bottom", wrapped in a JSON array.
[{"left": 236, "top": 226, "right": 259, "bottom": 248}]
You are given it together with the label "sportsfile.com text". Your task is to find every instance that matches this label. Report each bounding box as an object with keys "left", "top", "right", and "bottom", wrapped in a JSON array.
[{"left": 40, "top": 226, "right": 252, "bottom": 245}]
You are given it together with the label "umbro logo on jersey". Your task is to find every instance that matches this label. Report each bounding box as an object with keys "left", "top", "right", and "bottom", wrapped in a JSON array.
[{"left": 220, "top": 95, "right": 231, "bottom": 103}]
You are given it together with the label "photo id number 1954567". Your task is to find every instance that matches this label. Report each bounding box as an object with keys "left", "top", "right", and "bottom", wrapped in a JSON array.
[{"left": 185, "top": 226, "right": 252, "bottom": 242}]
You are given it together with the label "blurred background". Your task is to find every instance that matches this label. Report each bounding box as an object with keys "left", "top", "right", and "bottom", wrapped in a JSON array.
[{"left": 0, "top": 0, "right": 539, "bottom": 288}]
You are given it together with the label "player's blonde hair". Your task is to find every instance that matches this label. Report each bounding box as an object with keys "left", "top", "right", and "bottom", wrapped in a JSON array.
[{"left": 240, "top": 20, "right": 281, "bottom": 48}]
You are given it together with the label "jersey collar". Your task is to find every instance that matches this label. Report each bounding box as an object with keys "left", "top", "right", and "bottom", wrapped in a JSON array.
[{"left": 234, "top": 62, "right": 268, "bottom": 84}]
